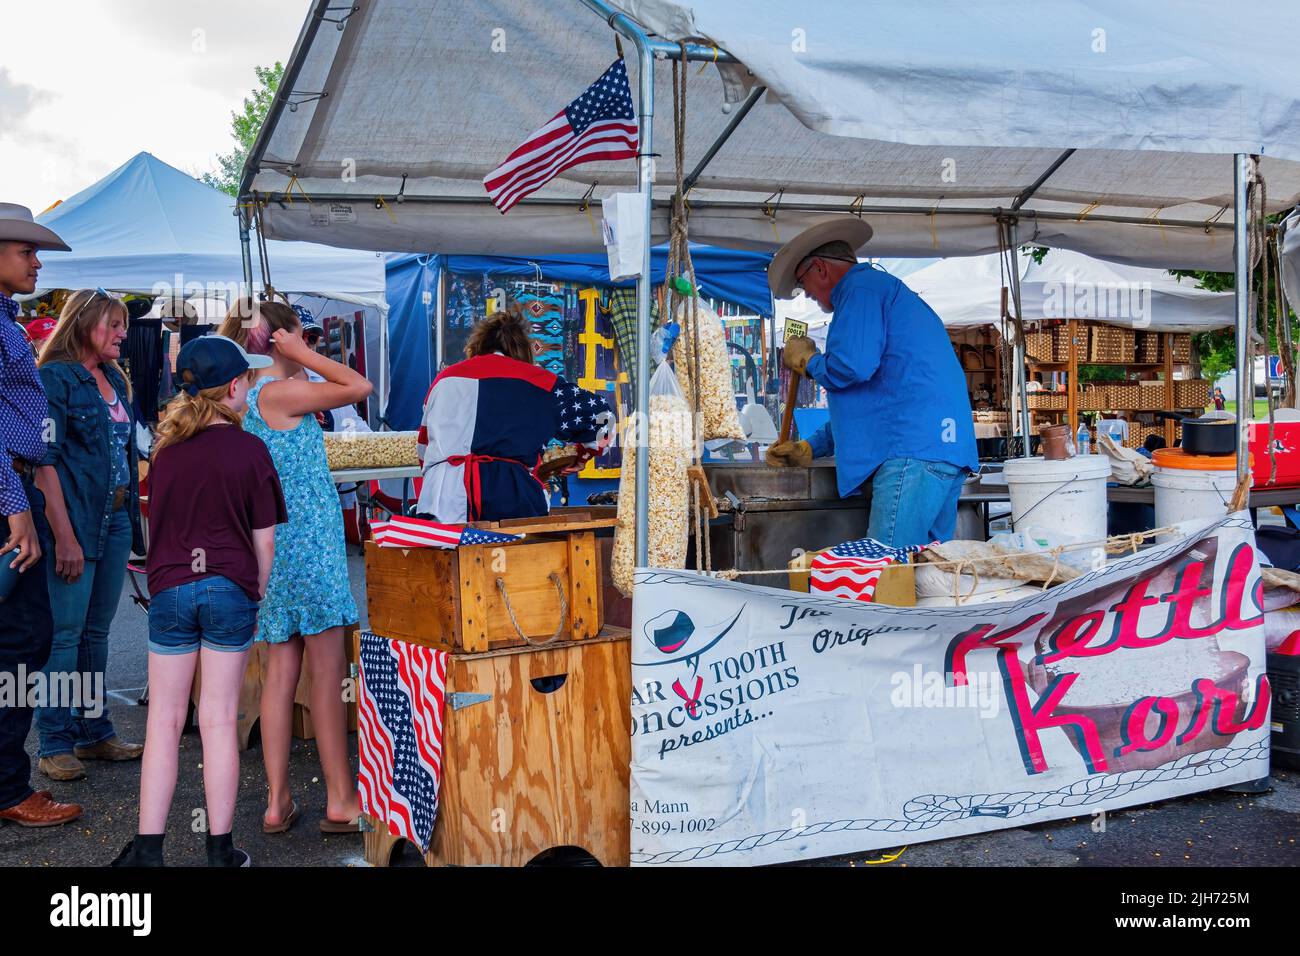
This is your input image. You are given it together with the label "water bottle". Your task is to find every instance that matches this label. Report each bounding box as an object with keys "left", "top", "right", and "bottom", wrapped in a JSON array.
[
  {"left": 649, "top": 321, "right": 681, "bottom": 366},
  {"left": 1076, "top": 422, "right": 1091, "bottom": 456}
]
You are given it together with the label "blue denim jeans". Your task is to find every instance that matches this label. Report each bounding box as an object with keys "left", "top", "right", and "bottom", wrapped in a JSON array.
[
  {"left": 148, "top": 576, "right": 259, "bottom": 655},
  {"left": 35, "top": 509, "right": 131, "bottom": 757},
  {"left": 868, "top": 457, "right": 967, "bottom": 548}
]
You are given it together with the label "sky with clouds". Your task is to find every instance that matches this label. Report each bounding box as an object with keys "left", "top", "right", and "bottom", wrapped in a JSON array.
[{"left": 1, "top": 0, "right": 310, "bottom": 213}]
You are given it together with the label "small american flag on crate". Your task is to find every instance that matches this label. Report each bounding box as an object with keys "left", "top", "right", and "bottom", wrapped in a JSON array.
[
  {"left": 357, "top": 631, "right": 449, "bottom": 853},
  {"left": 370, "top": 514, "right": 523, "bottom": 549},
  {"left": 810, "top": 538, "right": 928, "bottom": 602}
]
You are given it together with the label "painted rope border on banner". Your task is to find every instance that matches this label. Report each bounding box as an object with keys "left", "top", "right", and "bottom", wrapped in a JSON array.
[
  {"left": 630, "top": 516, "right": 1257, "bottom": 618},
  {"left": 630, "top": 741, "right": 1268, "bottom": 865}
]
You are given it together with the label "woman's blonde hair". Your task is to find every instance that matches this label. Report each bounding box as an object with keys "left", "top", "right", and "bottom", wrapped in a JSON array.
[
  {"left": 217, "top": 296, "right": 299, "bottom": 355},
  {"left": 153, "top": 380, "right": 242, "bottom": 453},
  {"left": 39, "top": 289, "right": 133, "bottom": 399}
]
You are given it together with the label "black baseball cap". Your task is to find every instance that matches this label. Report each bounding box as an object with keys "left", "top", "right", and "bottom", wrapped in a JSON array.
[{"left": 175, "top": 335, "right": 272, "bottom": 395}]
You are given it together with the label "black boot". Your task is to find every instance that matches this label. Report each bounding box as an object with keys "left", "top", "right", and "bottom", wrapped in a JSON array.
[
  {"left": 109, "top": 833, "right": 164, "bottom": 867},
  {"left": 206, "top": 832, "right": 250, "bottom": 867}
]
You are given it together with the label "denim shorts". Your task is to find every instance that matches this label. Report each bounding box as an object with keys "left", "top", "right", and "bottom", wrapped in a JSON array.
[{"left": 148, "top": 576, "right": 259, "bottom": 655}]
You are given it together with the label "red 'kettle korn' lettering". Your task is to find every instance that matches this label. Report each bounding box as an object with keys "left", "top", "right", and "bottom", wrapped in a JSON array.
[{"left": 944, "top": 542, "right": 1271, "bottom": 775}]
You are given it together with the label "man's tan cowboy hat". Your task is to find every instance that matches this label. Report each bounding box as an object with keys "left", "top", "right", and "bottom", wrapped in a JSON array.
[
  {"left": 0, "top": 203, "right": 70, "bottom": 251},
  {"left": 766, "top": 216, "right": 872, "bottom": 299}
]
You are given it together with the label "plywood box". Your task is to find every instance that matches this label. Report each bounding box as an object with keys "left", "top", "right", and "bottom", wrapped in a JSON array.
[
  {"left": 362, "top": 629, "right": 631, "bottom": 867},
  {"left": 365, "top": 529, "right": 603, "bottom": 653},
  {"left": 786, "top": 550, "right": 916, "bottom": 605}
]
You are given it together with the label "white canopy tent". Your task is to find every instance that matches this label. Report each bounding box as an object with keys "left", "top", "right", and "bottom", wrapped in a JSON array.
[
  {"left": 907, "top": 250, "right": 1234, "bottom": 332},
  {"left": 778, "top": 251, "right": 1234, "bottom": 346},
  {"left": 33, "top": 152, "right": 391, "bottom": 417},
  {"left": 242, "top": 0, "right": 1299, "bottom": 560}
]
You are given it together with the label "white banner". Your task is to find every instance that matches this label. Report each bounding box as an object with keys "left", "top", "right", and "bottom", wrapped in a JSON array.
[{"left": 630, "top": 515, "right": 1272, "bottom": 866}]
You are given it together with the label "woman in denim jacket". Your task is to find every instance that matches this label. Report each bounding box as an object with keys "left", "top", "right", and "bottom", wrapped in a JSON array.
[{"left": 32, "top": 289, "right": 144, "bottom": 781}]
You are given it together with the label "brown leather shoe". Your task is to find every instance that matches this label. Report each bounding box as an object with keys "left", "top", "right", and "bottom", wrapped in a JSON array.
[
  {"left": 39, "top": 754, "right": 87, "bottom": 781},
  {"left": 0, "top": 792, "right": 83, "bottom": 827},
  {"left": 74, "top": 737, "right": 143, "bottom": 761}
]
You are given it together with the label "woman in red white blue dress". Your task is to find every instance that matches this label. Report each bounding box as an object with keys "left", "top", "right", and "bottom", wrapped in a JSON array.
[{"left": 416, "top": 306, "right": 613, "bottom": 523}]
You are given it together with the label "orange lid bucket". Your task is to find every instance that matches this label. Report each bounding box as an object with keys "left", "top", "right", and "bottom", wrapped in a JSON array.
[{"left": 1151, "top": 447, "right": 1251, "bottom": 472}]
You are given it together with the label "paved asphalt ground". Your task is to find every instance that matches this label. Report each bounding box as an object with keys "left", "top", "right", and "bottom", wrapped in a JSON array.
[{"left": 1, "top": 556, "right": 1295, "bottom": 868}]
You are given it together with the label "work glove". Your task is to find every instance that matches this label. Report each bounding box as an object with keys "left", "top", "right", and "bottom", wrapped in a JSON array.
[
  {"left": 782, "top": 336, "right": 818, "bottom": 376},
  {"left": 766, "top": 440, "right": 813, "bottom": 468}
]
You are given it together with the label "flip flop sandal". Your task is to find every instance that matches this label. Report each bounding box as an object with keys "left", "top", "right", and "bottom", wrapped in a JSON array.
[
  {"left": 319, "top": 815, "right": 362, "bottom": 834},
  {"left": 262, "top": 801, "right": 300, "bottom": 834}
]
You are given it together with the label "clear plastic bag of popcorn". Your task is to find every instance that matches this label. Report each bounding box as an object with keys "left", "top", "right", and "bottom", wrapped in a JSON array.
[
  {"left": 671, "top": 296, "right": 745, "bottom": 441},
  {"left": 612, "top": 362, "right": 693, "bottom": 596}
]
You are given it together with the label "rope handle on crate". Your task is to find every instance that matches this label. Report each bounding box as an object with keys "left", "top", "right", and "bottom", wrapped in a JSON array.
[{"left": 495, "top": 573, "right": 568, "bottom": 646}]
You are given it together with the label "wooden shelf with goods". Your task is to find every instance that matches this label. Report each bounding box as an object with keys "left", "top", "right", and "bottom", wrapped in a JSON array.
[{"left": 1025, "top": 320, "right": 1201, "bottom": 447}]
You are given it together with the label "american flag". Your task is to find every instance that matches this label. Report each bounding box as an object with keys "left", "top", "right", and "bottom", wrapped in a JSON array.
[
  {"left": 370, "top": 514, "right": 524, "bottom": 549},
  {"left": 810, "top": 538, "right": 928, "bottom": 602},
  {"left": 483, "top": 58, "right": 638, "bottom": 213},
  {"left": 357, "top": 631, "right": 448, "bottom": 853}
]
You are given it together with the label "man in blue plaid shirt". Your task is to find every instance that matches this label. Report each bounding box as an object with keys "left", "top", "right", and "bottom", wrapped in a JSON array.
[{"left": 0, "top": 204, "right": 82, "bottom": 827}]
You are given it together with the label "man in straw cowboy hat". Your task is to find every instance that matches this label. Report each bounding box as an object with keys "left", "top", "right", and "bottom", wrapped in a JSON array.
[
  {"left": 766, "top": 217, "right": 977, "bottom": 547},
  {"left": 0, "top": 203, "right": 83, "bottom": 827}
]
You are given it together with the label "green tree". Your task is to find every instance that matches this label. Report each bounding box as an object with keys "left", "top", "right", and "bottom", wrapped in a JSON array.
[{"left": 202, "top": 62, "right": 284, "bottom": 197}]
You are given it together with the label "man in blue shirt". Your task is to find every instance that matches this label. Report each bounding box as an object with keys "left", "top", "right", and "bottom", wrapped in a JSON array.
[
  {"left": 765, "top": 218, "right": 977, "bottom": 547},
  {"left": 0, "top": 203, "right": 83, "bottom": 828}
]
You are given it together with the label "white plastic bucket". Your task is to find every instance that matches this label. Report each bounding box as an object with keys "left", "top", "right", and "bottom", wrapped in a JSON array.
[
  {"left": 1002, "top": 455, "right": 1111, "bottom": 543},
  {"left": 1151, "top": 466, "right": 1236, "bottom": 541}
]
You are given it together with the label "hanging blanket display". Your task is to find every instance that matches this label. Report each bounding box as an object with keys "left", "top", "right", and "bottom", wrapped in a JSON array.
[{"left": 629, "top": 513, "right": 1271, "bottom": 866}]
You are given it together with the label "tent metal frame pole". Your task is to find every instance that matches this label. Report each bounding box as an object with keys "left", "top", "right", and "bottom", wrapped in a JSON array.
[
  {"left": 242, "top": 189, "right": 1238, "bottom": 236},
  {"left": 1010, "top": 149, "right": 1076, "bottom": 211},
  {"left": 434, "top": 258, "right": 447, "bottom": 376},
  {"left": 577, "top": 0, "right": 659, "bottom": 566},
  {"left": 1006, "top": 219, "right": 1032, "bottom": 444},
  {"left": 238, "top": 0, "right": 333, "bottom": 202},
  {"left": 238, "top": 206, "right": 254, "bottom": 294},
  {"left": 1234, "top": 154, "right": 1251, "bottom": 485},
  {"left": 681, "top": 85, "right": 766, "bottom": 194}
]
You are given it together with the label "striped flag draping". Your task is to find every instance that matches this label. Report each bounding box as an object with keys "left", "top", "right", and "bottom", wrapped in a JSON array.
[
  {"left": 357, "top": 631, "right": 449, "bottom": 853},
  {"left": 483, "top": 58, "right": 638, "bottom": 213},
  {"left": 370, "top": 514, "right": 524, "bottom": 549},
  {"left": 809, "top": 538, "right": 928, "bottom": 602}
]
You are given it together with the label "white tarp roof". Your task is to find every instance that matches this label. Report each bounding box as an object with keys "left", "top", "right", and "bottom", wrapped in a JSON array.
[{"left": 246, "top": 0, "right": 1300, "bottom": 269}]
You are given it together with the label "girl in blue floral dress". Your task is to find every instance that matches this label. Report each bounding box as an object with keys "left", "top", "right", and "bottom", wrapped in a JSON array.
[{"left": 219, "top": 299, "right": 371, "bottom": 834}]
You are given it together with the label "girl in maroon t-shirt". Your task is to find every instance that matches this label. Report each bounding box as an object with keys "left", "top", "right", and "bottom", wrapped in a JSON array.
[{"left": 113, "top": 336, "right": 286, "bottom": 868}]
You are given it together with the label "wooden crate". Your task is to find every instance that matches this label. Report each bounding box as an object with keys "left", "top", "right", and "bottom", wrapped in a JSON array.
[
  {"left": 1025, "top": 329, "right": 1053, "bottom": 363},
  {"left": 1175, "top": 378, "right": 1210, "bottom": 409},
  {"left": 1137, "top": 380, "right": 1167, "bottom": 410},
  {"left": 362, "top": 629, "right": 631, "bottom": 867},
  {"left": 1089, "top": 325, "right": 1136, "bottom": 363},
  {"left": 1080, "top": 384, "right": 1109, "bottom": 410},
  {"left": 1052, "top": 325, "right": 1083, "bottom": 362},
  {"left": 787, "top": 551, "right": 916, "bottom": 605},
  {"left": 365, "top": 526, "right": 604, "bottom": 653},
  {"left": 1136, "top": 331, "right": 1161, "bottom": 364}
]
